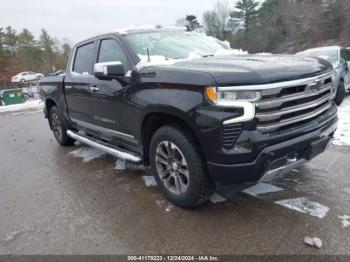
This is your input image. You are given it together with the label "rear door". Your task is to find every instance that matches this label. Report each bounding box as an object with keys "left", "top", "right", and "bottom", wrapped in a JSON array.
[
  {"left": 89, "top": 37, "right": 136, "bottom": 142},
  {"left": 64, "top": 41, "right": 96, "bottom": 124}
]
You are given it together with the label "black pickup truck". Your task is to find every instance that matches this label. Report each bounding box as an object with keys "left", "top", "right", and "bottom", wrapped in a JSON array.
[{"left": 40, "top": 28, "right": 337, "bottom": 208}]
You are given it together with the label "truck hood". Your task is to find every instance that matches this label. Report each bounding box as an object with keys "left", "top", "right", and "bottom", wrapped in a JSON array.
[{"left": 143, "top": 54, "right": 332, "bottom": 86}]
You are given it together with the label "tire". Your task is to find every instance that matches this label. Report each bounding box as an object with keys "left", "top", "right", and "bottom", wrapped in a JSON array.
[
  {"left": 38, "top": 76, "right": 42, "bottom": 80},
  {"left": 150, "top": 125, "right": 214, "bottom": 208},
  {"left": 49, "top": 106, "right": 74, "bottom": 146},
  {"left": 334, "top": 81, "right": 345, "bottom": 106}
]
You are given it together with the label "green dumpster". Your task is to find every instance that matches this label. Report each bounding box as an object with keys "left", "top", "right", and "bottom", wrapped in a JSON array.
[{"left": 1, "top": 89, "right": 25, "bottom": 105}]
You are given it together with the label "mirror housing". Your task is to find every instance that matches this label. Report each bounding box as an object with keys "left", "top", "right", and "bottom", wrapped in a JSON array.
[{"left": 94, "top": 61, "right": 125, "bottom": 78}]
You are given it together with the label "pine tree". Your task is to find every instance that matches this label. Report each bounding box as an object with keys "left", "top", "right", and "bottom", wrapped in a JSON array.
[{"left": 231, "top": 0, "right": 259, "bottom": 31}]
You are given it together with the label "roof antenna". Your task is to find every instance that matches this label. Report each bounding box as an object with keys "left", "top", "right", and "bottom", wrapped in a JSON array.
[{"left": 146, "top": 47, "right": 150, "bottom": 62}]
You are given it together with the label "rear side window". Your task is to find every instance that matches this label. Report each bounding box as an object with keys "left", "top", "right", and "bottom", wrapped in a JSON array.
[
  {"left": 98, "top": 39, "right": 128, "bottom": 67},
  {"left": 73, "top": 42, "right": 95, "bottom": 75}
]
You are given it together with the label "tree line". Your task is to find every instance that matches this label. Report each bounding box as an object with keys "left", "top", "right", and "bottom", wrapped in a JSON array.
[
  {"left": 0, "top": 26, "right": 71, "bottom": 88},
  {"left": 180, "top": 0, "right": 350, "bottom": 53}
]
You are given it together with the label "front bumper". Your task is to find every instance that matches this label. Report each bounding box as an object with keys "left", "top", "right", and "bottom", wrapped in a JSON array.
[{"left": 207, "top": 117, "right": 337, "bottom": 197}]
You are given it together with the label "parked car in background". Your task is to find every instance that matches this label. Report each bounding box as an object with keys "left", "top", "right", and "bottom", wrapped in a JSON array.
[
  {"left": 297, "top": 46, "right": 350, "bottom": 105},
  {"left": 11, "top": 71, "right": 44, "bottom": 84}
]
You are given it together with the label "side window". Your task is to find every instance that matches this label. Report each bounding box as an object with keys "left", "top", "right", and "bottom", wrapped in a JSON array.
[
  {"left": 98, "top": 39, "right": 128, "bottom": 67},
  {"left": 73, "top": 42, "right": 95, "bottom": 75}
]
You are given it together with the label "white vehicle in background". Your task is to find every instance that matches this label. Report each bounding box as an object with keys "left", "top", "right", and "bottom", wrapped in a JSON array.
[
  {"left": 297, "top": 46, "right": 350, "bottom": 105},
  {"left": 11, "top": 71, "right": 44, "bottom": 84}
]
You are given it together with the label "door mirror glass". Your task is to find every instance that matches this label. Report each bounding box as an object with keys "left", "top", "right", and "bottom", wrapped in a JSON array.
[{"left": 94, "top": 61, "right": 125, "bottom": 78}]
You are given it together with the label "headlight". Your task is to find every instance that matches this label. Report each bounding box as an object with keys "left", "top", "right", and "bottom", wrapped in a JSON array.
[
  {"left": 206, "top": 86, "right": 261, "bottom": 104},
  {"left": 205, "top": 86, "right": 258, "bottom": 124}
]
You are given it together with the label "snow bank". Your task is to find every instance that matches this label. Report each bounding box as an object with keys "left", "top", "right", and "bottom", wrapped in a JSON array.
[
  {"left": 0, "top": 100, "right": 43, "bottom": 113},
  {"left": 333, "top": 96, "right": 350, "bottom": 146}
]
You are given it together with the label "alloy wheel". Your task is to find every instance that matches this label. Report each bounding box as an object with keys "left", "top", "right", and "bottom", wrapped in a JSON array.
[
  {"left": 155, "top": 141, "right": 190, "bottom": 195},
  {"left": 51, "top": 112, "right": 63, "bottom": 141}
]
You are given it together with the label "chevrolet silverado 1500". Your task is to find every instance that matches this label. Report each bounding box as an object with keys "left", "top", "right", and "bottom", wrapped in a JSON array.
[{"left": 40, "top": 28, "right": 337, "bottom": 208}]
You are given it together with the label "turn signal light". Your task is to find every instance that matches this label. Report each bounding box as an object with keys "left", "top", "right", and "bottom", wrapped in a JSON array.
[{"left": 206, "top": 86, "right": 217, "bottom": 102}]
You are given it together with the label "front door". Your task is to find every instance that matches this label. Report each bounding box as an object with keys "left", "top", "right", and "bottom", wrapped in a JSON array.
[
  {"left": 89, "top": 37, "right": 136, "bottom": 142},
  {"left": 65, "top": 42, "right": 95, "bottom": 124}
]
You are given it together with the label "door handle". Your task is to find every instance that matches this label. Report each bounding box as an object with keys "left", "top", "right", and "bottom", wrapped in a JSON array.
[
  {"left": 89, "top": 86, "right": 100, "bottom": 92},
  {"left": 65, "top": 85, "right": 72, "bottom": 89}
]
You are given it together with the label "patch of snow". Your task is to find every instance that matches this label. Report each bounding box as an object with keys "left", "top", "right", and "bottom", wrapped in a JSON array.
[
  {"left": 0, "top": 100, "right": 43, "bottom": 113},
  {"left": 3, "top": 230, "right": 21, "bottom": 242},
  {"left": 165, "top": 204, "right": 173, "bottom": 212},
  {"left": 304, "top": 236, "right": 323, "bottom": 249},
  {"left": 136, "top": 55, "right": 177, "bottom": 70},
  {"left": 115, "top": 159, "right": 126, "bottom": 170},
  {"left": 215, "top": 49, "right": 248, "bottom": 56},
  {"left": 275, "top": 197, "right": 329, "bottom": 219},
  {"left": 69, "top": 147, "right": 106, "bottom": 162},
  {"left": 142, "top": 176, "right": 157, "bottom": 187},
  {"left": 333, "top": 97, "right": 350, "bottom": 146},
  {"left": 114, "top": 24, "right": 156, "bottom": 35},
  {"left": 243, "top": 183, "right": 284, "bottom": 197},
  {"left": 338, "top": 215, "right": 350, "bottom": 228},
  {"left": 209, "top": 193, "right": 227, "bottom": 204}
]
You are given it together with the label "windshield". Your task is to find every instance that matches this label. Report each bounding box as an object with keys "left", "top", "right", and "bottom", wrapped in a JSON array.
[
  {"left": 302, "top": 50, "right": 339, "bottom": 65},
  {"left": 125, "top": 31, "right": 230, "bottom": 60}
]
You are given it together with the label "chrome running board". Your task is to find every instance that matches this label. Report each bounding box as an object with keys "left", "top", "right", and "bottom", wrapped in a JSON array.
[{"left": 67, "top": 130, "right": 141, "bottom": 163}]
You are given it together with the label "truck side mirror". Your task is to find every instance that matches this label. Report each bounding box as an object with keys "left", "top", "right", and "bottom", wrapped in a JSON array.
[{"left": 94, "top": 61, "right": 125, "bottom": 78}]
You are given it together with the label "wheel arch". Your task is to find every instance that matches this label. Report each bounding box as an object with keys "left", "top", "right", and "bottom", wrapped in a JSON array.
[{"left": 139, "top": 107, "right": 205, "bottom": 165}]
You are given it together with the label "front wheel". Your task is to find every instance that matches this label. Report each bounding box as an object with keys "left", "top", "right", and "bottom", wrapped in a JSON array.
[
  {"left": 49, "top": 106, "right": 74, "bottom": 146},
  {"left": 150, "top": 125, "right": 214, "bottom": 208},
  {"left": 334, "top": 81, "right": 345, "bottom": 106}
]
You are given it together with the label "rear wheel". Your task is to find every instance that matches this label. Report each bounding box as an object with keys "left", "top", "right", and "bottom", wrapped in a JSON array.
[
  {"left": 334, "top": 81, "right": 345, "bottom": 106},
  {"left": 150, "top": 125, "right": 214, "bottom": 208},
  {"left": 49, "top": 106, "right": 74, "bottom": 146}
]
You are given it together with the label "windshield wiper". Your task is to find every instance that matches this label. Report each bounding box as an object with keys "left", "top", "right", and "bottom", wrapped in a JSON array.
[{"left": 202, "top": 54, "right": 214, "bottom": 58}]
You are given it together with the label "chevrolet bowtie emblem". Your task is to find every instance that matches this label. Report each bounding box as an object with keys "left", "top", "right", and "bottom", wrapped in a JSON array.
[{"left": 308, "top": 79, "right": 323, "bottom": 92}]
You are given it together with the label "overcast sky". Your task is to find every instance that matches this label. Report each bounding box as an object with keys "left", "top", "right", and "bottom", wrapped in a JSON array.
[{"left": 0, "top": 0, "right": 231, "bottom": 44}]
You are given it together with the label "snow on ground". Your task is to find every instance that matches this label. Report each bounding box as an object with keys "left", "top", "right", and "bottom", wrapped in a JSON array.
[
  {"left": 338, "top": 215, "right": 350, "bottom": 228},
  {"left": 243, "top": 183, "right": 284, "bottom": 197},
  {"left": 275, "top": 197, "right": 330, "bottom": 219},
  {"left": 209, "top": 193, "right": 227, "bottom": 204},
  {"left": 0, "top": 100, "right": 43, "bottom": 113},
  {"left": 69, "top": 147, "right": 106, "bottom": 162},
  {"left": 142, "top": 176, "right": 157, "bottom": 187},
  {"left": 333, "top": 96, "right": 350, "bottom": 146}
]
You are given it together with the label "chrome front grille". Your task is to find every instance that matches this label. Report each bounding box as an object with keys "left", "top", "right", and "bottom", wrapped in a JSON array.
[{"left": 255, "top": 71, "right": 334, "bottom": 132}]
